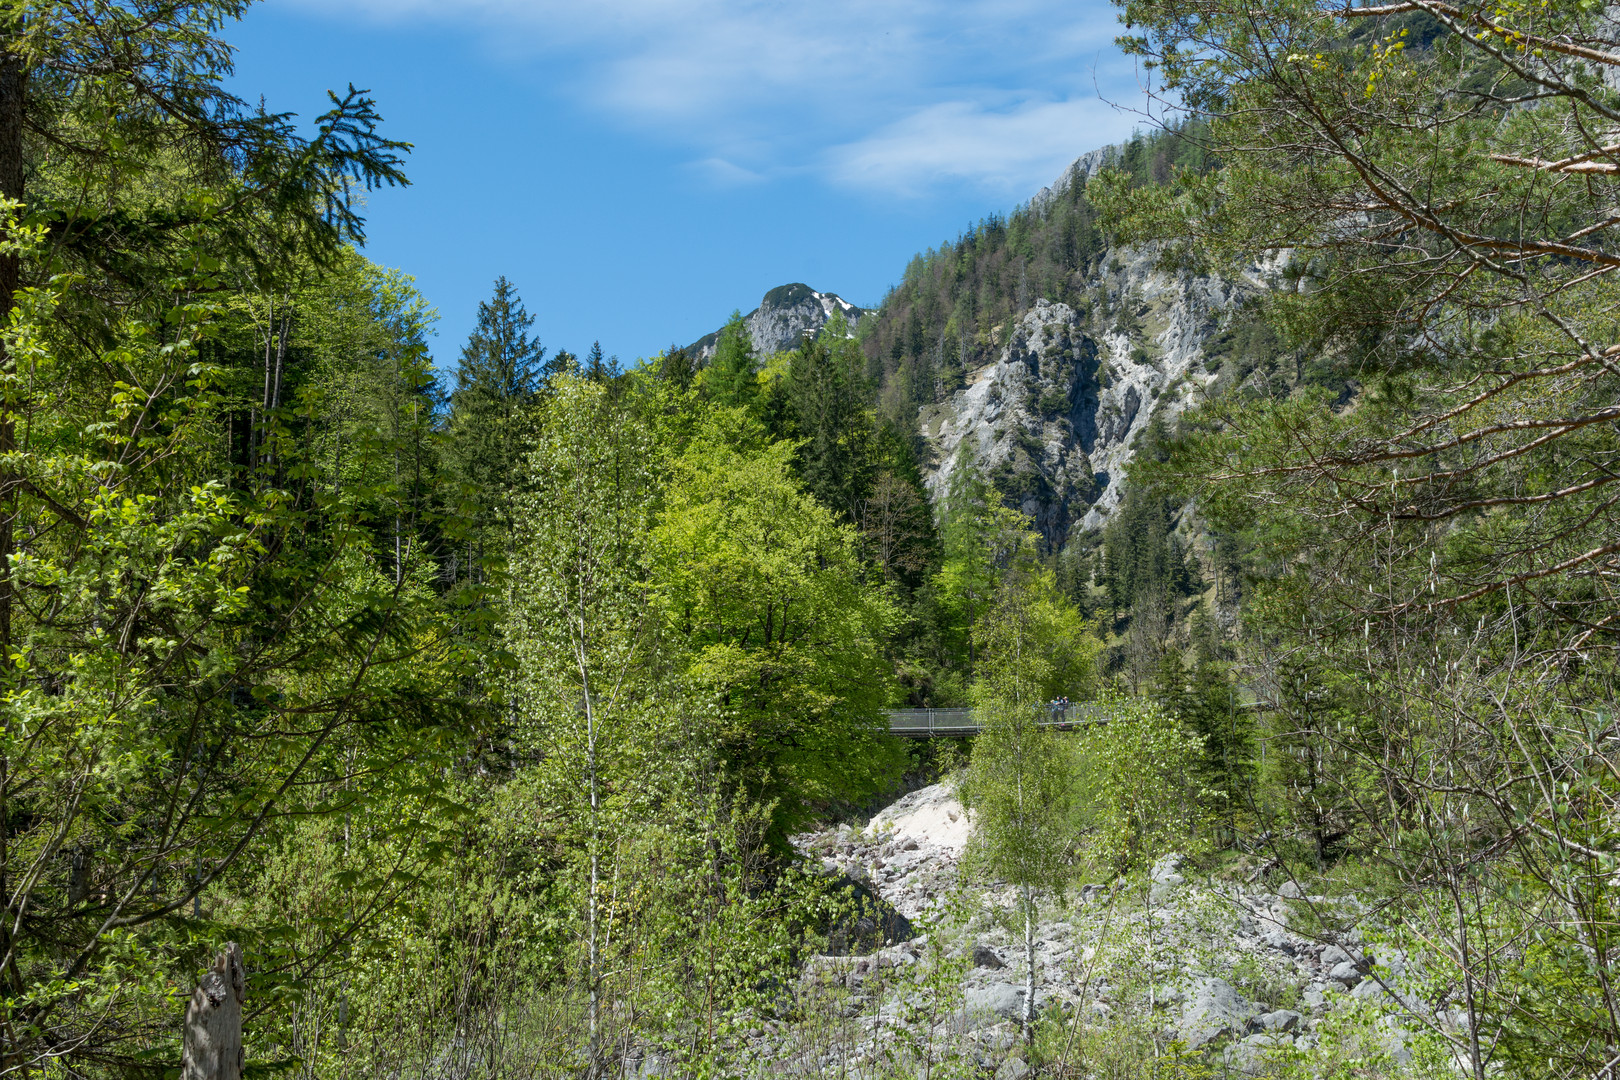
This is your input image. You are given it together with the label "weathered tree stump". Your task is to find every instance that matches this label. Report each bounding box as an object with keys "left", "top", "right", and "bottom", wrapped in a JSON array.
[{"left": 182, "top": 943, "right": 244, "bottom": 1080}]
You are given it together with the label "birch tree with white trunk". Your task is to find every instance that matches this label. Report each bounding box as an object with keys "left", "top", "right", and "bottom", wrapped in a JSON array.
[
  {"left": 959, "top": 539, "right": 1096, "bottom": 1043},
  {"left": 507, "top": 377, "right": 658, "bottom": 1078}
]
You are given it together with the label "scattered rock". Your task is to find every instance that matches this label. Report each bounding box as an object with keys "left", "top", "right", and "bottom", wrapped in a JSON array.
[
  {"left": 1257, "top": 1009, "right": 1302, "bottom": 1033},
  {"left": 1178, "top": 977, "right": 1258, "bottom": 1049},
  {"left": 1278, "top": 880, "right": 1305, "bottom": 899},
  {"left": 784, "top": 771, "right": 1428, "bottom": 1076},
  {"left": 965, "top": 983, "right": 1028, "bottom": 1024},
  {"left": 972, "top": 944, "right": 1005, "bottom": 970}
]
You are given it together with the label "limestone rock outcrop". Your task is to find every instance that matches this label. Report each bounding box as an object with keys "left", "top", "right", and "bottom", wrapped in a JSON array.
[{"left": 916, "top": 243, "right": 1241, "bottom": 545}]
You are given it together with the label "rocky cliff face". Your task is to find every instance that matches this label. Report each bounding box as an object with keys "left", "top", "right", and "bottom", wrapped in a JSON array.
[
  {"left": 690, "top": 282, "right": 868, "bottom": 361},
  {"left": 684, "top": 148, "right": 1255, "bottom": 547},
  {"left": 899, "top": 136, "right": 1283, "bottom": 546},
  {"left": 917, "top": 239, "right": 1243, "bottom": 544},
  {"left": 1028, "top": 143, "right": 1119, "bottom": 216}
]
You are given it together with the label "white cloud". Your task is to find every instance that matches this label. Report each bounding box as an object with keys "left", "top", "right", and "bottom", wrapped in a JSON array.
[
  {"left": 686, "top": 156, "right": 771, "bottom": 186},
  {"left": 827, "top": 96, "right": 1140, "bottom": 196},
  {"left": 270, "top": 0, "right": 1143, "bottom": 196}
]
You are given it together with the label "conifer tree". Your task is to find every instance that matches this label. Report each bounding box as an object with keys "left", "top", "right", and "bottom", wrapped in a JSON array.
[
  {"left": 585, "top": 340, "right": 619, "bottom": 383},
  {"left": 705, "top": 310, "right": 758, "bottom": 410},
  {"left": 445, "top": 277, "right": 545, "bottom": 544},
  {"left": 786, "top": 314, "right": 874, "bottom": 521},
  {"left": 544, "top": 349, "right": 579, "bottom": 382},
  {"left": 659, "top": 343, "right": 696, "bottom": 389},
  {"left": 0, "top": 13, "right": 448, "bottom": 1062},
  {"left": 935, "top": 461, "right": 1027, "bottom": 670}
]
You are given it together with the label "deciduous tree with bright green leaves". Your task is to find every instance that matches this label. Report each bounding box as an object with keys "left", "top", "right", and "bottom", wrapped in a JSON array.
[
  {"left": 506, "top": 377, "right": 661, "bottom": 1076},
  {"left": 959, "top": 532, "right": 1099, "bottom": 1041},
  {"left": 651, "top": 408, "right": 905, "bottom": 838}
]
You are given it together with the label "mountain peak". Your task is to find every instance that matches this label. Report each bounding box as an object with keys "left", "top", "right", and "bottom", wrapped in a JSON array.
[{"left": 690, "top": 284, "right": 868, "bottom": 360}]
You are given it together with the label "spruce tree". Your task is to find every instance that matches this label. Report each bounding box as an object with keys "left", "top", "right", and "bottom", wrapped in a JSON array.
[
  {"left": 544, "top": 348, "right": 579, "bottom": 382},
  {"left": 445, "top": 277, "right": 546, "bottom": 543},
  {"left": 786, "top": 315, "right": 874, "bottom": 521},
  {"left": 586, "top": 340, "right": 621, "bottom": 383},
  {"left": 705, "top": 310, "right": 757, "bottom": 410}
]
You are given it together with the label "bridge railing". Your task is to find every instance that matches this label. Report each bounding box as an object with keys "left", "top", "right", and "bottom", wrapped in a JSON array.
[
  {"left": 886, "top": 707, "right": 976, "bottom": 737},
  {"left": 886, "top": 703, "right": 1105, "bottom": 737}
]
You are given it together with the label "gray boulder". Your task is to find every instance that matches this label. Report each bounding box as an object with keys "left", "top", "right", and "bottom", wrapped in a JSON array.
[
  {"left": 1351, "top": 977, "right": 1385, "bottom": 1002},
  {"left": 972, "top": 944, "right": 1005, "bottom": 970},
  {"left": 1177, "top": 977, "right": 1258, "bottom": 1049},
  {"left": 995, "top": 1057, "right": 1031, "bottom": 1080},
  {"left": 1379, "top": 1016, "right": 1414, "bottom": 1065},
  {"left": 966, "top": 983, "right": 1027, "bottom": 1023},
  {"left": 1151, "top": 853, "right": 1186, "bottom": 883},
  {"left": 1320, "top": 944, "right": 1352, "bottom": 967},
  {"left": 1257, "top": 1009, "right": 1303, "bottom": 1033},
  {"left": 1150, "top": 855, "right": 1187, "bottom": 904},
  {"left": 1225, "top": 1033, "right": 1287, "bottom": 1075},
  {"left": 1329, "top": 961, "right": 1363, "bottom": 988},
  {"left": 627, "top": 1053, "right": 669, "bottom": 1078}
]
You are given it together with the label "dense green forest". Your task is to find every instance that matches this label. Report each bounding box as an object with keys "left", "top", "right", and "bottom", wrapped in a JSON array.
[{"left": 3, "top": 1, "right": 1619, "bottom": 1078}]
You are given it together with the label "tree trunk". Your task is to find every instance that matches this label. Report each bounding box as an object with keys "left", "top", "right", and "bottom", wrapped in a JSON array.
[
  {"left": 0, "top": 34, "right": 26, "bottom": 1068},
  {"left": 182, "top": 943, "right": 244, "bottom": 1080},
  {"left": 0, "top": 20, "right": 27, "bottom": 665},
  {"left": 577, "top": 626, "right": 601, "bottom": 1079},
  {"left": 1022, "top": 886, "right": 1036, "bottom": 1044}
]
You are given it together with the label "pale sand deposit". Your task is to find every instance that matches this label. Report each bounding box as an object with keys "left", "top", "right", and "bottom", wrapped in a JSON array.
[{"left": 862, "top": 782, "right": 972, "bottom": 855}]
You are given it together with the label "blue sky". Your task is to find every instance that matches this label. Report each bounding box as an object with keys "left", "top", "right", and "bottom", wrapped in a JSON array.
[{"left": 228, "top": 0, "right": 1150, "bottom": 367}]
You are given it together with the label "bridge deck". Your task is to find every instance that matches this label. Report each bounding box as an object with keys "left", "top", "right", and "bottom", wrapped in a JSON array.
[{"left": 885, "top": 706, "right": 1102, "bottom": 738}]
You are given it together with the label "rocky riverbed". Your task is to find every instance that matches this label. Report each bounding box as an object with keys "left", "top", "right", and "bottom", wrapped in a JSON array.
[{"left": 727, "top": 781, "right": 1464, "bottom": 1078}]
